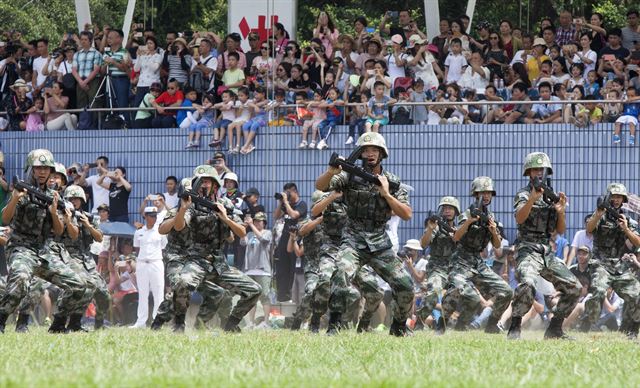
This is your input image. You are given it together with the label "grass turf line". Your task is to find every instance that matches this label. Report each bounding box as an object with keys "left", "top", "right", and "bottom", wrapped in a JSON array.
[{"left": 0, "top": 328, "right": 638, "bottom": 387}]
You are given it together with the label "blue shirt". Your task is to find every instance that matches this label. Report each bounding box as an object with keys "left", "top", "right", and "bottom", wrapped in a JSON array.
[
  {"left": 177, "top": 100, "right": 194, "bottom": 124},
  {"left": 622, "top": 102, "right": 640, "bottom": 117},
  {"left": 325, "top": 98, "right": 343, "bottom": 120},
  {"left": 368, "top": 95, "right": 391, "bottom": 118}
]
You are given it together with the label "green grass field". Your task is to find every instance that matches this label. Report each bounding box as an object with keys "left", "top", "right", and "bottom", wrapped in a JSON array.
[{"left": 0, "top": 328, "right": 638, "bottom": 387}]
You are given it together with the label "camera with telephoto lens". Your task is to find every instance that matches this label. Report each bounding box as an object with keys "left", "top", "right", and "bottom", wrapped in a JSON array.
[
  {"left": 304, "top": 46, "right": 313, "bottom": 55},
  {"left": 52, "top": 48, "right": 63, "bottom": 58},
  {"left": 288, "top": 224, "right": 299, "bottom": 234},
  {"left": 274, "top": 193, "right": 283, "bottom": 200}
]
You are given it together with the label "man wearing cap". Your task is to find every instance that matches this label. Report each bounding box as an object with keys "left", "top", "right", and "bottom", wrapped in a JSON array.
[
  {"left": 582, "top": 183, "right": 640, "bottom": 338},
  {"left": 441, "top": 177, "right": 513, "bottom": 334},
  {"left": 191, "top": 38, "right": 218, "bottom": 94},
  {"left": 209, "top": 151, "right": 232, "bottom": 181},
  {"left": 386, "top": 34, "right": 409, "bottom": 85},
  {"left": 244, "top": 33, "right": 262, "bottom": 75},
  {"left": 316, "top": 132, "right": 414, "bottom": 336},
  {"left": 335, "top": 34, "right": 359, "bottom": 76},
  {"left": 417, "top": 196, "right": 460, "bottom": 333},
  {"left": 0, "top": 150, "right": 85, "bottom": 334},
  {"left": 131, "top": 206, "right": 167, "bottom": 328},
  {"left": 508, "top": 152, "right": 581, "bottom": 340},
  {"left": 137, "top": 193, "right": 167, "bottom": 228}
]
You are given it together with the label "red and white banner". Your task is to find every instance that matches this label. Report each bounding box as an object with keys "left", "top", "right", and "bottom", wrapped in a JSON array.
[
  {"left": 624, "top": 193, "right": 640, "bottom": 215},
  {"left": 228, "top": 0, "right": 297, "bottom": 52}
]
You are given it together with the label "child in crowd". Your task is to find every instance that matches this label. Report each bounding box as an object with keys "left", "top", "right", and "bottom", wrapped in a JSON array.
[
  {"left": 391, "top": 87, "right": 413, "bottom": 124},
  {"left": 613, "top": 87, "right": 639, "bottom": 145},
  {"left": 300, "top": 88, "right": 326, "bottom": 148},
  {"left": 151, "top": 78, "right": 184, "bottom": 128},
  {"left": 568, "top": 63, "right": 586, "bottom": 90},
  {"left": 444, "top": 38, "right": 467, "bottom": 84},
  {"left": 583, "top": 70, "right": 600, "bottom": 98},
  {"left": 227, "top": 87, "right": 252, "bottom": 153},
  {"left": 289, "top": 92, "right": 309, "bottom": 126},
  {"left": 178, "top": 87, "right": 199, "bottom": 131},
  {"left": 185, "top": 93, "right": 216, "bottom": 149},
  {"left": 268, "top": 89, "right": 289, "bottom": 126},
  {"left": 133, "top": 82, "right": 162, "bottom": 128},
  {"left": 222, "top": 52, "right": 246, "bottom": 94},
  {"left": 365, "top": 81, "right": 397, "bottom": 132},
  {"left": 26, "top": 96, "right": 45, "bottom": 132},
  {"left": 315, "top": 87, "right": 344, "bottom": 150},
  {"left": 208, "top": 89, "right": 236, "bottom": 148},
  {"left": 573, "top": 95, "right": 602, "bottom": 127},
  {"left": 410, "top": 78, "right": 428, "bottom": 125},
  {"left": 533, "top": 60, "right": 553, "bottom": 89},
  {"left": 345, "top": 91, "right": 369, "bottom": 145},
  {"left": 602, "top": 89, "right": 623, "bottom": 123},
  {"left": 240, "top": 86, "right": 269, "bottom": 154}
]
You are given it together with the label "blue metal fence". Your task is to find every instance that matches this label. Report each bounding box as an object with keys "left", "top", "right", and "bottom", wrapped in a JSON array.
[{"left": 1, "top": 123, "right": 638, "bottom": 244}]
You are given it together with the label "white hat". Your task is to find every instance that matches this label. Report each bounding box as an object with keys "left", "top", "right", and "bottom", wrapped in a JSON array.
[
  {"left": 144, "top": 206, "right": 158, "bottom": 215},
  {"left": 224, "top": 172, "right": 239, "bottom": 183},
  {"left": 403, "top": 239, "right": 422, "bottom": 251}
]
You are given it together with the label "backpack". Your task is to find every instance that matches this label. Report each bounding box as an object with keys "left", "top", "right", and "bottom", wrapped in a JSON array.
[{"left": 189, "top": 56, "right": 214, "bottom": 94}]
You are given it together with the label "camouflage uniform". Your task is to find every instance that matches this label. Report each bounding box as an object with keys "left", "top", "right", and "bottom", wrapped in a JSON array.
[
  {"left": 416, "top": 197, "right": 460, "bottom": 323},
  {"left": 583, "top": 184, "right": 640, "bottom": 335},
  {"left": 56, "top": 185, "right": 111, "bottom": 329},
  {"left": 509, "top": 153, "right": 581, "bottom": 339},
  {"left": 313, "top": 192, "right": 382, "bottom": 330},
  {"left": 0, "top": 276, "right": 48, "bottom": 317},
  {"left": 0, "top": 150, "right": 86, "bottom": 333},
  {"left": 290, "top": 218, "right": 324, "bottom": 326},
  {"left": 442, "top": 178, "right": 513, "bottom": 330},
  {"left": 326, "top": 133, "right": 414, "bottom": 335}
]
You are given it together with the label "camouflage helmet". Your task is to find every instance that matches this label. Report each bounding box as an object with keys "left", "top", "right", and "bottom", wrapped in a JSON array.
[
  {"left": 53, "top": 162, "right": 68, "bottom": 185},
  {"left": 193, "top": 164, "right": 223, "bottom": 187},
  {"left": 254, "top": 212, "right": 267, "bottom": 222},
  {"left": 438, "top": 196, "right": 461, "bottom": 215},
  {"left": 522, "top": 152, "right": 553, "bottom": 176},
  {"left": 311, "top": 190, "right": 325, "bottom": 205},
  {"left": 355, "top": 132, "right": 389, "bottom": 159},
  {"left": 180, "top": 177, "right": 193, "bottom": 192},
  {"left": 24, "top": 149, "right": 55, "bottom": 172},
  {"left": 607, "top": 183, "right": 628, "bottom": 202},
  {"left": 64, "top": 184, "right": 87, "bottom": 203},
  {"left": 470, "top": 176, "right": 496, "bottom": 196}
]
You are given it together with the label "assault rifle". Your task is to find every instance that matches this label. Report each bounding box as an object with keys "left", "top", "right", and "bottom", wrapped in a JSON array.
[
  {"left": 532, "top": 170, "right": 560, "bottom": 205},
  {"left": 597, "top": 194, "right": 625, "bottom": 222},
  {"left": 469, "top": 198, "right": 490, "bottom": 225},
  {"left": 425, "top": 211, "right": 455, "bottom": 234},
  {"left": 13, "top": 176, "right": 71, "bottom": 211},
  {"left": 328, "top": 151, "right": 400, "bottom": 191},
  {"left": 180, "top": 190, "right": 221, "bottom": 213}
]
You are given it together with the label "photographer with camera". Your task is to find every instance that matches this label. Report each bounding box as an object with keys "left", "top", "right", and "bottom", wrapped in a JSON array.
[
  {"left": 137, "top": 193, "right": 167, "bottom": 227},
  {"left": 97, "top": 166, "right": 132, "bottom": 222},
  {"left": 133, "top": 36, "right": 162, "bottom": 109},
  {"left": 43, "top": 81, "right": 77, "bottom": 130},
  {"left": 77, "top": 156, "right": 111, "bottom": 214},
  {"left": 103, "top": 29, "right": 132, "bottom": 125},
  {"left": 31, "top": 38, "right": 53, "bottom": 96},
  {"left": 273, "top": 183, "right": 307, "bottom": 302},
  {"left": 0, "top": 43, "right": 22, "bottom": 101},
  {"left": 313, "top": 11, "right": 339, "bottom": 58}
]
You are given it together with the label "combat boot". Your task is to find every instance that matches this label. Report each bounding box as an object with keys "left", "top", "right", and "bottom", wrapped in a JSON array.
[
  {"left": 389, "top": 319, "right": 410, "bottom": 337},
  {"left": 626, "top": 321, "right": 639, "bottom": 340},
  {"left": 66, "top": 313, "right": 87, "bottom": 333},
  {"left": 484, "top": 316, "right": 501, "bottom": 334},
  {"left": 48, "top": 314, "right": 68, "bottom": 334},
  {"left": 356, "top": 319, "right": 371, "bottom": 333},
  {"left": 150, "top": 315, "right": 167, "bottom": 331},
  {"left": 434, "top": 316, "right": 446, "bottom": 335},
  {"left": 544, "top": 317, "right": 573, "bottom": 340},
  {"left": 94, "top": 318, "right": 105, "bottom": 330},
  {"left": 172, "top": 314, "right": 186, "bottom": 333},
  {"left": 326, "top": 312, "right": 342, "bottom": 336},
  {"left": 223, "top": 315, "right": 242, "bottom": 333},
  {"left": 290, "top": 317, "right": 302, "bottom": 331},
  {"left": 578, "top": 318, "right": 591, "bottom": 333},
  {"left": 453, "top": 318, "right": 467, "bottom": 331},
  {"left": 0, "top": 312, "right": 8, "bottom": 334},
  {"left": 507, "top": 316, "right": 522, "bottom": 340},
  {"left": 15, "top": 313, "right": 30, "bottom": 333},
  {"left": 309, "top": 313, "right": 321, "bottom": 333}
]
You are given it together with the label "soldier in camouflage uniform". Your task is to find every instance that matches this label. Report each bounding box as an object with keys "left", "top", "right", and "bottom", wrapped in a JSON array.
[
  {"left": 59, "top": 185, "right": 111, "bottom": 331},
  {"left": 417, "top": 196, "right": 460, "bottom": 334},
  {"left": 289, "top": 211, "right": 324, "bottom": 331},
  {"left": 316, "top": 133, "right": 414, "bottom": 336},
  {"left": 310, "top": 190, "right": 383, "bottom": 333},
  {"left": 508, "top": 152, "right": 581, "bottom": 340},
  {"left": 153, "top": 177, "right": 228, "bottom": 332},
  {"left": 582, "top": 183, "right": 640, "bottom": 338},
  {"left": 0, "top": 150, "right": 85, "bottom": 334},
  {"left": 441, "top": 177, "right": 513, "bottom": 333},
  {"left": 156, "top": 166, "right": 261, "bottom": 332}
]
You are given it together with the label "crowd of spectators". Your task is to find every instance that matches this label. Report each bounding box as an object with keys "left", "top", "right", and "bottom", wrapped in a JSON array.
[{"left": 2, "top": 8, "right": 640, "bottom": 145}]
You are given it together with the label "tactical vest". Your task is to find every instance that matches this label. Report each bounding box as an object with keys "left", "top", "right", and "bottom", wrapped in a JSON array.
[
  {"left": 459, "top": 209, "right": 493, "bottom": 253},
  {"left": 322, "top": 198, "right": 347, "bottom": 239},
  {"left": 593, "top": 215, "right": 627, "bottom": 259},
  {"left": 61, "top": 212, "right": 95, "bottom": 257},
  {"left": 190, "top": 206, "right": 230, "bottom": 252},
  {"left": 343, "top": 172, "right": 398, "bottom": 231},
  {"left": 302, "top": 227, "right": 322, "bottom": 261},
  {"left": 516, "top": 186, "right": 557, "bottom": 243},
  {"left": 166, "top": 225, "right": 190, "bottom": 253},
  {"left": 10, "top": 197, "right": 53, "bottom": 247},
  {"left": 430, "top": 226, "right": 457, "bottom": 260}
]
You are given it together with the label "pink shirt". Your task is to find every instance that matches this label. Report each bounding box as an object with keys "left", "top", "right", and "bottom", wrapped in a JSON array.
[{"left": 46, "top": 96, "right": 69, "bottom": 121}]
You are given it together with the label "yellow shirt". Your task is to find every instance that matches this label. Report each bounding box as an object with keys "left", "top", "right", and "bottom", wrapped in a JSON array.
[{"left": 526, "top": 55, "right": 550, "bottom": 83}]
